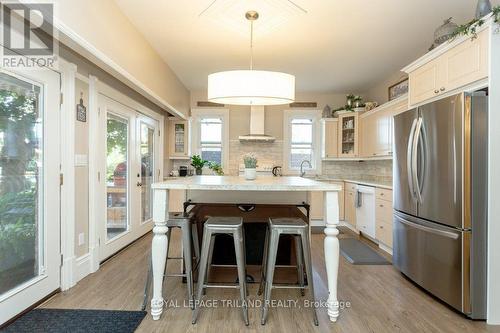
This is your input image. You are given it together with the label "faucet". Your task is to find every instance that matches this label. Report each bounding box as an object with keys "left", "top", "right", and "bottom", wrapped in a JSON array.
[{"left": 300, "top": 160, "right": 312, "bottom": 177}]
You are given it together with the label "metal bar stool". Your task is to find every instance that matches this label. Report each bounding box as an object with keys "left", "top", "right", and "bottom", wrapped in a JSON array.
[
  {"left": 192, "top": 216, "right": 249, "bottom": 326},
  {"left": 142, "top": 212, "right": 200, "bottom": 311},
  {"left": 259, "top": 218, "right": 318, "bottom": 326}
]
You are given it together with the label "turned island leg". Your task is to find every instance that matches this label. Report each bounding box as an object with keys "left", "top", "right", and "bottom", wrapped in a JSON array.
[
  {"left": 151, "top": 188, "right": 169, "bottom": 320},
  {"left": 323, "top": 191, "right": 340, "bottom": 322}
]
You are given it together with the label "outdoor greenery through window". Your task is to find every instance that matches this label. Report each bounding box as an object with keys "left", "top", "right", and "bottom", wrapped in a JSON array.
[
  {"left": 106, "top": 114, "right": 129, "bottom": 240},
  {"left": 289, "top": 118, "right": 314, "bottom": 169},
  {"left": 0, "top": 73, "right": 41, "bottom": 295},
  {"left": 200, "top": 117, "right": 222, "bottom": 165}
]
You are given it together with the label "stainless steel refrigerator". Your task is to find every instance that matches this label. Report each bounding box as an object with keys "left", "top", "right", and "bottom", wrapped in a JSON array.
[{"left": 393, "top": 92, "right": 488, "bottom": 319}]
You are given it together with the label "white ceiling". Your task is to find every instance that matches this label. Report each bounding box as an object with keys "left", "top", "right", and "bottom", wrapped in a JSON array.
[{"left": 114, "top": 0, "right": 498, "bottom": 93}]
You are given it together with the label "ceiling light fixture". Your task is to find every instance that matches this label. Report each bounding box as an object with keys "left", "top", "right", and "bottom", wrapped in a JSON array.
[{"left": 207, "top": 10, "right": 295, "bottom": 106}]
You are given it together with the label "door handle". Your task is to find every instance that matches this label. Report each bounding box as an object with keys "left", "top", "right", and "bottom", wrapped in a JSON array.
[
  {"left": 396, "top": 215, "right": 459, "bottom": 239},
  {"left": 412, "top": 117, "right": 423, "bottom": 204},
  {"left": 407, "top": 118, "right": 418, "bottom": 200}
]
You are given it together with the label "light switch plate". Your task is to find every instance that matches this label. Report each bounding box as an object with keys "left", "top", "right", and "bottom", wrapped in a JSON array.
[{"left": 78, "top": 233, "right": 85, "bottom": 246}]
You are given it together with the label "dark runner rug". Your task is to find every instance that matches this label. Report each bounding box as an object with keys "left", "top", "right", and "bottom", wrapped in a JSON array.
[{"left": 2, "top": 309, "right": 147, "bottom": 333}]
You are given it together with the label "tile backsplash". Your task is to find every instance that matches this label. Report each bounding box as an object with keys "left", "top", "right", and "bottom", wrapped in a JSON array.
[
  {"left": 322, "top": 159, "right": 393, "bottom": 182},
  {"left": 228, "top": 140, "right": 283, "bottom": 175},
  {"left": 169, "top": 141, "right": 392, "bottom": 182}
]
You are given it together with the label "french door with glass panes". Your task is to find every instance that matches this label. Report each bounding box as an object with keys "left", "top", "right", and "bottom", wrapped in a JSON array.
[
  {"left": 98, "top": 94, "right": 159, "bottom": 261},
  {"left": 0, "top": 66, "right": 61, "bottom": 324}
]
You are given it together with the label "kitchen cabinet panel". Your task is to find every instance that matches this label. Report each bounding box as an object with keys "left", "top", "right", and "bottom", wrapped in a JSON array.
[
  {"left": 376, "top": 220, "right": 393, "bottom": 248},
  {"left": 322, "top": 119, "right": 338, "bottom": 158},
  {"left": 376, "top": 188, "right": 392, "bottom": 202},
  {"left": 168, "top": 120, "right": 189, "bottom": 158},
  {"left": 376, "top": 198, "right": 392, "bottom": 224},
  {"left": 408, "top": 27, "right": 489, "bottom": 106},
  {"left": 309, "top": 181, "right": 344, "bottom": 221},
  {"left": 338, "top": 113, "right": 359, "bottom": 158},
  {"left": 344, "top": 189, "right": 357, "bottom": 228},
  {"left": 168, "top": 189, "right": 186, "bottom": 212}
]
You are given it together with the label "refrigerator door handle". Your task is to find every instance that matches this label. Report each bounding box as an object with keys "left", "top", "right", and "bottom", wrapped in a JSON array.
[
  {"left": 412, "top": 117, "right": 423, "bottom": 204},
  {"left": 407, "top": 118, "right": 418, "bottom": 200},
  {"left": 396, "top": 215, "right": 459, "bottom": 240}
]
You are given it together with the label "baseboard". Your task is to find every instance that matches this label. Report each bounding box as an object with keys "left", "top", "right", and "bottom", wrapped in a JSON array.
[
  {"left": 74, "top": 253, "right": 92, "bottom": 283},
  {"left": 339, "top": 221, "right": 359, "bottom": 234},
  {"left": 61, "top": 255, "right": 75, "bottom": 291},
  {"left": 378, "top": 243, "right": 393, "bottom": 256}
]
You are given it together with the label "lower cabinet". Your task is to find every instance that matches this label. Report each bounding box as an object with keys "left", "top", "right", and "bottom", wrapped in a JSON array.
[
  {"left": 375, "top": 188, "right": 393, "bottom": 250},
  {"left": 309, "top": 181, "right": 345, "bottom": 222},
  {"left": 168, "top": 189, "right": 186, "bottom": 212},
  {"left": 344, "top": 182, "right": 357, "bottom": 228}
]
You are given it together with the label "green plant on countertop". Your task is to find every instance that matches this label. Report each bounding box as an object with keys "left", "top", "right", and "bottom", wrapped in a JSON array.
[
  {"left": 190, "top": 155, "right": 207, "bottom": 171},
  {"left": 243, "top": 153, "right": 258, "bottom": 169},
  {"left": 208, "top": 162, "right": 224, "bottom": 175},
  {"left": 451, "top": 6, "right": 500, "bottom": 40}
]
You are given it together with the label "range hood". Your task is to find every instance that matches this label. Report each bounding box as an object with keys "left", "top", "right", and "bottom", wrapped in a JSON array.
[{"left": 238, "top": 106, "right": 276, "bottom": 142}]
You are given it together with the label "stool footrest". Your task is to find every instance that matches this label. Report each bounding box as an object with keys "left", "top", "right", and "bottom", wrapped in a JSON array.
[
  {"left": 204, "top": 284, "right": 241, "bottom": 289},
  {"left": 165, "top": 273, "right": 187, "bottom": 278}
]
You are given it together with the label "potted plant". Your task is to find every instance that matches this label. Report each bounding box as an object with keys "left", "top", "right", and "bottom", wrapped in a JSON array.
[
  {"left": 190, "top": 155, "right": 206, "bottom": 175},
  {"left": 208, "top": 162, "right": 224, "bottom": 176},
  {"left": 243, "top": 153, "right": 258, "bottom": 180}
]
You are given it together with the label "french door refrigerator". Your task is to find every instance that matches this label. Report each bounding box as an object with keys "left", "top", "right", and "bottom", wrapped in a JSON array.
[{"left": 393, "top": 92, "right": 487, "bottom": 319}]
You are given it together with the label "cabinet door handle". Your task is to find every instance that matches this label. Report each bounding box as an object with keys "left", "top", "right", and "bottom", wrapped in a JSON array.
[
  {"left": 440, "top": 87, "right": 446, "bottom": 92},
  {"left": 434, "top": 89, "right": 439, "bottom": 94},
  {"left": 379, "top": 204, "right": 384, "bottom": 208}
]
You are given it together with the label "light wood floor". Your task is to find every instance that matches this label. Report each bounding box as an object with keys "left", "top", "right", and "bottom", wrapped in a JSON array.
[{"left": 41, "top": 229, "right": 500, "bottom": 333}]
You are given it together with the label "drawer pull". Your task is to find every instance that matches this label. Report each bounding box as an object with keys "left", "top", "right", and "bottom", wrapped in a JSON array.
[
  {"left": 380, "top": 193, "right": 384, "bottom": 196},
  {"left": 440, "top": 87, "right": 446, "bottom": 92},
  {"left": 434, "top": 89, "right": 439, "bottom": 94}
]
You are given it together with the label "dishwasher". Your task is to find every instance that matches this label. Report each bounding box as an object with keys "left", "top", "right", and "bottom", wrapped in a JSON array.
[{"left": 355, "top": 185, "right": 376, "bottom": 239}]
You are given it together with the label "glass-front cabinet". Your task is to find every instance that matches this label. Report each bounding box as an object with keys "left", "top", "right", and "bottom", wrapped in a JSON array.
[
  {"left": 337, "top": 113, "right": 359, "bottom": 158},
  {"left": 168, "top": 119, "right": 189, "bottom": 158}
]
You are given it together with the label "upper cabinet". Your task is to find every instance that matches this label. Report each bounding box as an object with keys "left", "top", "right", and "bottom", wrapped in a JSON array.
[
  {"left": 360, "top": 96, "right": 408, "bottom": 158},
  {"left": 168, "top": 119, "right": 189, "bottom": 158},
  {"left": 321, "top": 119, "right": 338, "bottom": 159},
  {"left": 405, "top": 27, "right": 489, "bottom": 106},
  {"left": 338, "top": 113, "right": 359, "bottom": 158}
]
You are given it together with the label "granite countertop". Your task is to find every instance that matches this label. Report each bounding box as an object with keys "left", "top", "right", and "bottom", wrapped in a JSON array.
[
  {"left": 309, "top": 176, "right": 393, "bottom": 190},
  {"left": 154, "top": 175, "right": 342, "bottom": 192}
]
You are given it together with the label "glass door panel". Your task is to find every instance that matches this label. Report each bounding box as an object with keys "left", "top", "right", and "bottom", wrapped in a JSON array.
[
  {"left": 139, "top": 122, "right": 154, "bottom": 223},
  {"left": 0, "top": 73, "right": 42, "bottom": 295},
  {"left": 106, "top": 114, "right": 129, "bottom": 240}
]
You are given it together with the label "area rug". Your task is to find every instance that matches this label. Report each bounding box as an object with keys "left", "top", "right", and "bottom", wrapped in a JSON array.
[
  {"left": 339, "top": 238, "right": 391, "bottom": 265},
  {"left": 2, "top": 309, "right": 147, "bottom": 333}
]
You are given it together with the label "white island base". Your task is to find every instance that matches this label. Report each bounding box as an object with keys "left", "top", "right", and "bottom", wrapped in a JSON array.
[{"left": 149, "top": 176, "right": 341, "bottom": 323}]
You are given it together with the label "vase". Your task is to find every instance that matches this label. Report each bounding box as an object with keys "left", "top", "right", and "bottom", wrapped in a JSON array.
[
  {"left": 476, "top": 0, "right": 492, "bottom": 19},
  {"left": 195, "top": 168, "right": 203, "bottom": 175},
  {"left": 244, "top": 168, "right": 256, "bottom": 180}
]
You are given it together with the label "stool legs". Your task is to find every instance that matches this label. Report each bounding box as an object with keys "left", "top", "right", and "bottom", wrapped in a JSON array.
[
  {"left": 261, "top": 229, "right": 280, "bottom": 325},
  {"left": 258, "top": 226, "right": 269, "bottom": 296},
  {"left": 294, "top": 236, "right": 306, "bottom": 297},
  {"left": 181, "top": 223, "right": 194, "bottom": 309},
  {"left": 300, "top": 230, "right": 319, "bottom": 326},
  {"left": 191, "top": 223, "right": 200, "bottom": 265},
  {"left": 233, "top": 228, "right": 249, "bottom": 326},
  {"left": 192, "top": 228, "right": 212, "bottom": 324}
]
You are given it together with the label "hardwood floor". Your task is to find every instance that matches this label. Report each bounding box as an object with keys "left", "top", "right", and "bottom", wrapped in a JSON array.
[{"left": 41, "top": 229, "right": 499, "bottom": 332}]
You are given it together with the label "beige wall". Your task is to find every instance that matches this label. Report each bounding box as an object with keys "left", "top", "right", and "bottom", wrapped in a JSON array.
[
  {"left": 364, "top": 71, "right": 408, "bottom": 105},
  {"left": 74, "top": 78, "right": 90, "bottom": 257},
  {"left": 52, "top": 0, "right": 190, "bottom": 118}
]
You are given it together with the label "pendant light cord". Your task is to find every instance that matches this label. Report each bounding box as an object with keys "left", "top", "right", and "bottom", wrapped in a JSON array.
[{"left": 250, "top": 19, "right": 254, "bottom": 70}]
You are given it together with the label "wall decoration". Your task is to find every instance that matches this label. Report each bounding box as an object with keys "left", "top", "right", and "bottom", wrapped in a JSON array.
[
  {"left": 388, "top": 79, "right": 409, "bottom": 101},
  {"left": 76, "top": 92, "right": 87, "bottom": 122}
]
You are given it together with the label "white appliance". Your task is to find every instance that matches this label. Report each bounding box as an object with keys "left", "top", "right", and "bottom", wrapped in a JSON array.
[{"left": 355, "top": 185, "right": 376, "bottom": 239}]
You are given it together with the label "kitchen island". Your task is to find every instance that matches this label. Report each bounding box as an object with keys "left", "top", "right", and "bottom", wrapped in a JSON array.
[{"left": 150, "top": 176, "right": 342, "bottom": 323}]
